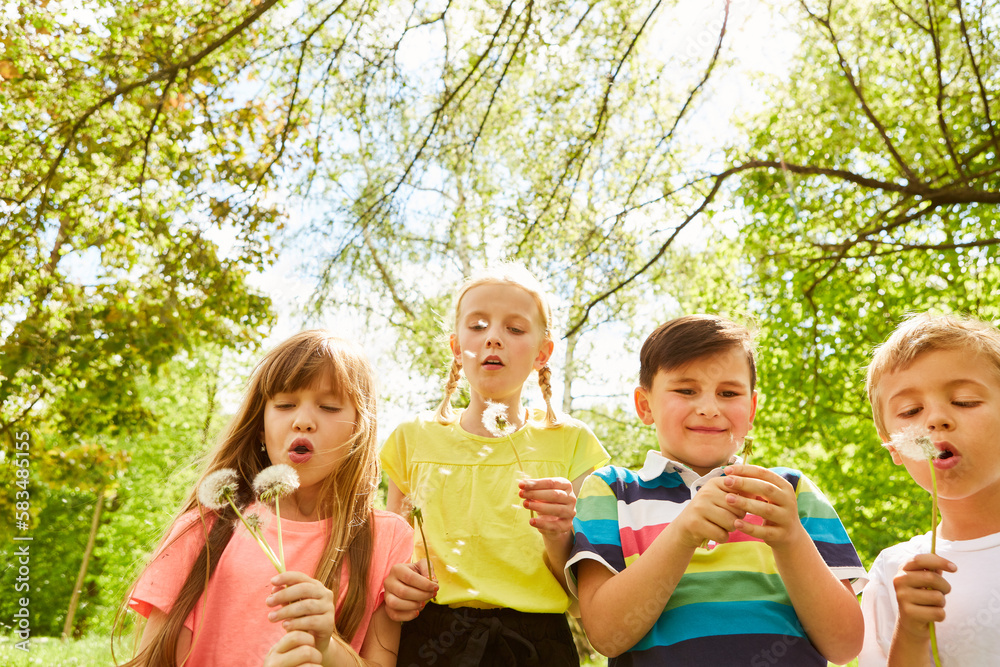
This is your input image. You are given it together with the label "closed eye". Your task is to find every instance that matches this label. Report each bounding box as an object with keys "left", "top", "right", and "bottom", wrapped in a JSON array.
[
  {"left": 321, "top": 405, "right": 344, "bottom": 413},
  {"left": 897, "top": 406, "right": 921, "bottom": 418},
  {"left": 954, "top": 400, "right": 982, "bottom": 408}
]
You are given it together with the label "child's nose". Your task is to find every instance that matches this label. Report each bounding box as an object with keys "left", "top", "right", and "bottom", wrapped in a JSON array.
[
  {"left": 293, "top": 408, "right": 316, "bottom": 431},
  {"left": 486, "top": 329, "right": 504, "bottom": 348},
  {"left": 696, "top": 395, "right": 720, "bottom": 417},
  {"left": 924, "top": 409, "right": 953, "bottom": 432}
]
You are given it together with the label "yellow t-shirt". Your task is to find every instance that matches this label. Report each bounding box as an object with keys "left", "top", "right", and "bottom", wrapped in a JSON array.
[{"left": 380, "top": 408, "right": 609, "bottom": 613}]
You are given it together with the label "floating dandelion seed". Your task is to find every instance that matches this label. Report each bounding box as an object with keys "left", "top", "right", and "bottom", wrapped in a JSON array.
[
  {"left": 888, "top": 425, "right": 943, "bottom": 667},
  {"left": 198, "top": 468, "right": 283, "bottom": 573},
  {"left": 253, "top": 464, "right": 299, "bottom": 571}
]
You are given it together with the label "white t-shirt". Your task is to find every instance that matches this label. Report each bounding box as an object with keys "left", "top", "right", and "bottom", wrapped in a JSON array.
[{"left": 859, "top": 530, "right": 1000, "bottom": 666}]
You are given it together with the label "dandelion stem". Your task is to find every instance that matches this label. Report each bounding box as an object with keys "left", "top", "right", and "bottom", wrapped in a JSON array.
[
  {"left": 228, "top": 497, "right": 283, "bottom": 573},
  {"left": 274, "top": 496, "right": 286, "bottom": 571},
  {"left": 928, "top": 459, "right": 941, "bottom": 667}
]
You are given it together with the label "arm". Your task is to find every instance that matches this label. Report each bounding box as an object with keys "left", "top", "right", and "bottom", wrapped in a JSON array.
[
  {"left": 886, "top": 553, "right": 954, "bottom": 667},
  {"left": 576, "top": 476, "right": 743, "bottom": 657},
  {"left": 724, "top": 465, "right": 864, "bottom": 665},
  {"left": 383, "top": 481, "right": 438, "bottom": 622},
  {"left": 519, "top": 471, "right": 591, "bottom": 590}
]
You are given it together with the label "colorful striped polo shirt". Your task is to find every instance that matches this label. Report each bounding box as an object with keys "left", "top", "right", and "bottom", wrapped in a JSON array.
[{"left": 567, "top": 450, "right": 866, "bottom": 666}]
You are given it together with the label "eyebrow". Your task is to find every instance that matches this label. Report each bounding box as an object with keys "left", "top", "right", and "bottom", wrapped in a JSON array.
[
  {"left": 887, "top": 378, "right": 989, "bottom": 402},
  {"left": 668, "top": 376, "right": 749, "bottom": 388}
]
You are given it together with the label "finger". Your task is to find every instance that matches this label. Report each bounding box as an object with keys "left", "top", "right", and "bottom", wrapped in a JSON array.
[
  {"left": 520, "top": 487, "right": 575, "bottom": 506},
  {"left": 269, "top": 595, "right": 334, "bottom": 624},
  {"left": 901, "top": 553, "right": 957, "bottom": 574},
  {"left": 520, "top": 477, "right": 574, "bottom": 492},
  {"left": 895, "top": 570, "right": 952, "bottom": 595},
  {"left": 390, "top": 563, "right": 438, "bottom": 594},
  {"left": 385, "top": 594, "right": 424, "bottom": 622},
  {"left": 267, "top": 581, "right": 332, "bottom": 609}
]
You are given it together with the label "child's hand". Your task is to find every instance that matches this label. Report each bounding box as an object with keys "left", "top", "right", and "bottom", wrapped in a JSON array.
[
  {"left": 721, "top": 465, "right": 807, "bottom": 549},
  {"left": 519, "top": 477, "right": 576, "bottom": 537},
  {"left": 264, "top": 630, "right": 323, "bottom": 667},
  {"left": 671, "top": 476, "right": 746, "bottom": 548},
  {"left": 383, "top": 559, "right": 438, "bottom": 622},
  {"left": 266, "top": 571, "right": 336, "bottom": 657},
  {"left": 892, "top": 553, "right": 956, "bottom": 640}
]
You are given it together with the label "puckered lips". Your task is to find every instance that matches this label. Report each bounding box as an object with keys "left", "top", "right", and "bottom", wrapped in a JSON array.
[
  {"left": 933, "top": 440, "right": 959, "bottom": 470},
  {"left": 288, "top": 437, "right": 314, "bottom": 464},
  {"left": 482, "top": 354, "right": 505, "bottom": 370}
]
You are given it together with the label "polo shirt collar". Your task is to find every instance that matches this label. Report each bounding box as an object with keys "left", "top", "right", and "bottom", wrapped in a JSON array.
[{"left": 638, "top": 449, "right": 742, "bottom": 490}]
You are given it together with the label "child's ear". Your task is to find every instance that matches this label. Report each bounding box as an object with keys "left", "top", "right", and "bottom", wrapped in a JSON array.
[
  {"left": 449, "top": 333, "right": 462, "bottom": 364},
  {"left": 533, "top": 338, "right": 555, "bottom": 370},
  {"left": 634, "top": 386, "right": 655, "bottom": 425}
]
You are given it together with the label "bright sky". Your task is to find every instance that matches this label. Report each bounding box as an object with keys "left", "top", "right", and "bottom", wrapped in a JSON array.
[{"left": 236, "top": 0, "right": 800, "bottom": 436}]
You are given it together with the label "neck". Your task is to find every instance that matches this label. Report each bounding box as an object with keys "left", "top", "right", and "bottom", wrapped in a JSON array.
[
  {"left": 278, "top": 489, "right": 320, "bottom": 522},
  {"left": 461, "top": 393, "right": 525, "bottom": 437},
  {"left": 937, "top": 488, "right": 1000, "bottom": 540}
]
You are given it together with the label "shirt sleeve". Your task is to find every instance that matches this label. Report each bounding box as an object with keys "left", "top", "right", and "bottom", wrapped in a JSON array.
[
  {"left": 372, "top": 512, "right": 415, "bottom": 609},
  {"left": 567, "top": 423, "right": 611, "bottom": 482},
  {"left": 565, "top": 469, "right": 623, "bottom": 597},
  {"left": 128, "top": 512, "right": 210, "bottom": 621},
  {"left": 379, "top": 424, "right": 411, "bottom": 495},
  {"left": 858, "top": 551, "right": 896, "bottom": 667},
  {"left": 790, "top": 469, "right": 869, "bottom": 591}
]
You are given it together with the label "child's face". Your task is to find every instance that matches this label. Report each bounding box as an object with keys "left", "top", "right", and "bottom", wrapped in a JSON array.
[
  {"left": 261, "top": 375, "right": 357, "bottom": 493},
  {"left": 880, "top": 348, "right": 1000, "bottom": 504},
  {"left": 634, "top": 347, "right": 757, "bottom": 476},
  {"left": 450, "top": 283, "right": 553, "bottom": 403}
]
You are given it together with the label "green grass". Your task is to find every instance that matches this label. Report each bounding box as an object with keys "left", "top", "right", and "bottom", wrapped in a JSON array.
[
  {"left": 0, "top": 635, "right": 114, "bottom": 666},
  {"left": 0, "top": 634, "right": 860, "bottom": 666}
]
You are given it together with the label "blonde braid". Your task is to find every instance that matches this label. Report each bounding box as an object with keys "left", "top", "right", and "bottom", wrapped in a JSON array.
[
  {"left": 433, "top": 357, "right": 463, "bottom": 425},
  {"left": 537, "top": 364, "right": 560, "bottom": 427}
]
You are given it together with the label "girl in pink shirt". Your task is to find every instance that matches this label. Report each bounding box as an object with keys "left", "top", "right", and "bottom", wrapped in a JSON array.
[{"left": 116, "top": 331, "right": 412, "bottom": 667}]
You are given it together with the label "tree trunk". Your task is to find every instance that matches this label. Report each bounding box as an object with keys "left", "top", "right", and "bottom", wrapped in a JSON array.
[
  {"left": 562, "top": 332, "right": 578, "bottom": 415},
  {"left": 62, "top": 489, "right": 104, "bottom": 640}
]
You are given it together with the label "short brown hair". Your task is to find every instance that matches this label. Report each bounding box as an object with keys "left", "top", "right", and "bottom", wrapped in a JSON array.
[
  {"left": 639, "top": 314, "right": 757, "bottom": 391},
  {"left": 866, "top": 312, "right": 1000, "bottom": 438}
]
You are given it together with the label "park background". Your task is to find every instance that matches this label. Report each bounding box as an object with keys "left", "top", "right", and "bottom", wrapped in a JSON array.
[{"left": 1, "top": 0, "right": 998, "bottom": 663}]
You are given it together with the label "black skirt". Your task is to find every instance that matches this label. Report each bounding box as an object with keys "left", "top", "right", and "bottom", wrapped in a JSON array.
[{"left": 397, "top": 602, "right": 580, "bottom": 667}]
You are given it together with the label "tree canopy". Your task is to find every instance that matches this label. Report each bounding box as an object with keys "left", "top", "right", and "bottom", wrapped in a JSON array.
[{"left": 2, "top": 0, "right": 999, "bottom": 613}]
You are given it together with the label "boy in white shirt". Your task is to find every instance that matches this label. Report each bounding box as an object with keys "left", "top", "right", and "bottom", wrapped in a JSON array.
[{"left": 860, "top": 313, "right": 1000, "bottom": 666}]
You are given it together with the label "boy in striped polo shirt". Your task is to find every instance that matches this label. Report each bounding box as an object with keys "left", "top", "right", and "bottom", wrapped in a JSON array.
[{"left": 567, "top": 315, "right": 866, "bottom": 666}]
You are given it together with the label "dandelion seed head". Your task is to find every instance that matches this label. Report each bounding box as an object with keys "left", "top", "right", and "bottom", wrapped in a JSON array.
[
  {"left": 253, "top": 464, "right": 300, "bottom": 501},
  {"left": 243, "top": 512, "right": 263, "bottom": 532},
  {"left": 483, "top": 401, "right": 515, "bottom": 438},
  {"left": 198, "top": 469, "right": 239, "bottom": 510},
  {"left": 888, "top": 425, "right": 938, "bottom": 461}
]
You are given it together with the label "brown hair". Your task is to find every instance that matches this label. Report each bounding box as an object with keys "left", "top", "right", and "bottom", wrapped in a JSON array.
[
  {"left": 433, "top": 263, "right": 559, "bottom": 426},
  {"left": 866, "top": 312, "right": 1000, "bottom": 439},
  {"left": 115, "top": 331, "right": 380, "bottom": 666},
  {"left": 639, "top": 314, "right": 757, "bottom": 391}
]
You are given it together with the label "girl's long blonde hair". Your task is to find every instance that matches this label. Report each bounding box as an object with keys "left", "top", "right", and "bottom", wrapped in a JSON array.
[
  {"left": 433, "top": 264, "right": 559, "bottom": 427},
  {"left": 115, "top": 331, "right": 380, "bottom": 666}
]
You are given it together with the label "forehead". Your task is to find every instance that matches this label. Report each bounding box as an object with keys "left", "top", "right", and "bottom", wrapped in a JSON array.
[
  {"left": 882, "top": 348, "right": 1000, "bottom": 399},
  {"left": 655, "top": 347, "right": 753, "bottom": 385},
  {"left": 458, "top": 283, "right": 544, "bottom": 321}
]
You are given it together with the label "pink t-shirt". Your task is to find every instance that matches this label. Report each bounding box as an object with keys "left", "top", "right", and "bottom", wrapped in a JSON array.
[{"left": 130, "top": 505, "right": 412, "bottom": 665}]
